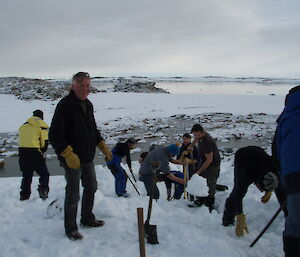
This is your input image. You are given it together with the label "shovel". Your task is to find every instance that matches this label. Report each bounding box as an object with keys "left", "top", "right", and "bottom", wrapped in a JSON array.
[{"left": 144, "top": 174, "right": 159, "bottom": 244}]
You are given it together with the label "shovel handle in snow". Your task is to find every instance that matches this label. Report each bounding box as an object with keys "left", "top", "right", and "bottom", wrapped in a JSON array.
[
  {"left": 145, "top": 174, "right": 155, "bottom": 223},
  {"left": 250, "top": 200, "right": 287, "bottom": 248},
  {"left": 130, "top": 169, "right": 137, "bottom": 182},
  {"left": 124, "top": 170, "right": 141, "bottom": 195},
  {"left": 144, "top": 174, "right": 159, "bottom": 244},
  {"left": 137, "top": 208, "right": 146, "bottom": 257}
]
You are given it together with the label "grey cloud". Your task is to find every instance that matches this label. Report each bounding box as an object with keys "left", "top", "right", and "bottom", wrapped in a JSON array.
[{"left": 0, "top": 0, "right": 299, "bottom": 77}]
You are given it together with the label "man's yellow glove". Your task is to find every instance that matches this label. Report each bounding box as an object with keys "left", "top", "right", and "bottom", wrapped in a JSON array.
[
  {"left": 61, "top": 145, "right": 80, "bottom": 169},
  {"left": 98, "top": 140, "right": 112, "bottom": 161},
  {"left": 261, "top": 191, "right": 272, "bottom": 203},
  {"left": 235, "top": 213, "right": 249, "bottom": 237}
]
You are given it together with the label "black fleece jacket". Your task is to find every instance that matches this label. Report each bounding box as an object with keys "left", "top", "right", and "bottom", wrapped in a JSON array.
[{"left": 49, "top": 91, "right": 104, "bottom": 164}]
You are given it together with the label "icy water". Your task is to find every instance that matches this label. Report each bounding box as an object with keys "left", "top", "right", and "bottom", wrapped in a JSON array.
[
  {"left": 156, "top": 81, "right": 294, "bottom": 95},
  {"left": 92, "top": 80, "right": 296, "bottom": 95}
]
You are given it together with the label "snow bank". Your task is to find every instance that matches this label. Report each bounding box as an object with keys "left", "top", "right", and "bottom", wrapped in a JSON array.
[
  {"left": 186, "top": 174, "right": 208, "bottom": 196},
  {"left": 0, "top": 159, "right": 284, "bottom": 257}
]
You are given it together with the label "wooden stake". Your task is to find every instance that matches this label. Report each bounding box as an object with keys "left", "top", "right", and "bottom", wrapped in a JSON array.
[{"left": 137, "top": 208, "right": 146, "bottom": 257}]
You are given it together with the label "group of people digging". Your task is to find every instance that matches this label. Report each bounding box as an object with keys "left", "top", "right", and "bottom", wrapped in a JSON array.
[{"left": 17, "top": 71, "right": 299, "bottom": 257}]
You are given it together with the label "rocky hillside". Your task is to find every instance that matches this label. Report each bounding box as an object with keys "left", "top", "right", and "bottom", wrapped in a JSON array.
[
  {"left": 111, "top": 77, "right": 169, "bottom": 93},
  {"left": 0, "top": 77, "right": 99, "bottom": 101}
]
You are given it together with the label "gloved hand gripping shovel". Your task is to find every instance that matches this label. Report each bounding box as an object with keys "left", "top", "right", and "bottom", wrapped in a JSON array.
[{"left": 144, "top": 174, "right": 159, "bottom": 244}]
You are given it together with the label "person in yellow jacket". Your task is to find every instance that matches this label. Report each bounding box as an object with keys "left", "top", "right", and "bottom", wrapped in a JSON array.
[{"left": 19, "top": 110, "right": 50, "bottom": 201}]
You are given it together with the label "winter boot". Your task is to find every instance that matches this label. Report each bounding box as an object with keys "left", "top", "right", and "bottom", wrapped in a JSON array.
[
  {"left": 66, "top": 230, "right": 83, "bottom": 241},
  {"left": 283, "top": 235, "right": 300, "bottom": 257},
  {"left": 205, "top": 197, "right": 215, "bottom": 213},
  {"left": 194, "top": 196, "right": 208, "bottom": 206},
  {"left": 38, "top": 186, "right": 49, "bottom": 200},
  {"left": 20, "top": 192, "right": 30, "bottom": 201},
  {"left": 117, "top": 192, "right": 129, "bottom": 198}
]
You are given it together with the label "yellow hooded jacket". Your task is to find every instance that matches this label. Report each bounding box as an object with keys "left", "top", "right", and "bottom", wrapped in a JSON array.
[{"left": 19, "top": 116, "right": 49, "bottom": 151}]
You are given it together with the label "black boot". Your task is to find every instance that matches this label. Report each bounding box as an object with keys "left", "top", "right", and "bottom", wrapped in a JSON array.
[
  {"left": 20, "top": 192, "right": 30, "bottom": 201},
  {"left": 194, "top": 196, "right": 208, "bottom": 207},
  {"left": 38, "top": 186, "right": 49, "bottom": 200},
  {"left": 205, "top": 197, "right": 215, "bottom": 213},
  {"left": 283, "top": 236, "right": 300, "bottom": 257}
]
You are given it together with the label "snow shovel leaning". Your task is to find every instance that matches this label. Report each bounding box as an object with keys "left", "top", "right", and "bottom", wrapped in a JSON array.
[
  {"left": 250, "top": 200, "right": 286, "bottom": 247},
  {"left": 124, "top": 170, "right": 141, "bottom": 195},
  {"left": 144, "top": 174, "right": 159, "bottom": 244}
]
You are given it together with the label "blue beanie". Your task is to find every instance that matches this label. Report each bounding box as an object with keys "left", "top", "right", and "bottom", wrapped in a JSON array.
[{"left": 167, "top": 144, "right": 180, "bottom": 157}]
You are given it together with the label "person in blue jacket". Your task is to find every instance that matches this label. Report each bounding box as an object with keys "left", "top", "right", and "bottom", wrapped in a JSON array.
[
  {"left": 107, "top": 138, "right": 137, "bottom": 197},
  {"left": 164, "top": 170, "right": 185, "bottom": 200},
  {"left": 275, "top": 85, "right": 300, "bottom": 257}
]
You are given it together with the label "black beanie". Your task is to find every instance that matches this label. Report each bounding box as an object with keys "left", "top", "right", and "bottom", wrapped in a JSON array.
[{"left": 33, "top": 110, "right": 43, "bottom": 119}]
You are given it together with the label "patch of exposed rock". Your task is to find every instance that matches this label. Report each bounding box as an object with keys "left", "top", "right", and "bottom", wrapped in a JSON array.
[
  {"left": 0, "top": 77, "right": 99, "bottom": 101},
  {"left": 112, "top": 77, "right": 169, "bottom": 93}
]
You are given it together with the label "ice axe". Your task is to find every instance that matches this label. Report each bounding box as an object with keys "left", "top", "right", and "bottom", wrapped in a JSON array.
[{"left": 144, "top": 174, "right": 159, "bottom": 244}]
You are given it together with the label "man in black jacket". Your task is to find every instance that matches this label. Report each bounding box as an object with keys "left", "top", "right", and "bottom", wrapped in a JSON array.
[
  {"left": 222, "top": 146, "right": 279, "bottom": 237},
  {"left": 49, "top": 72, "right": 112, "bottom": 240}
]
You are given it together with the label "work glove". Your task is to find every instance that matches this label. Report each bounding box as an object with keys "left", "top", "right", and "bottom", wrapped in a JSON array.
[
  {"left": 235, "top": 213, "right": 249, "bottom": 237},
  {"left": 98, "top": 140, "right": 112, "bottom": 161},
  {"left": 261, "top": 191, "right": 272, "bottom": 203},
  {"left": 61, "top": 145, "right": 80, "bottom": 169}
]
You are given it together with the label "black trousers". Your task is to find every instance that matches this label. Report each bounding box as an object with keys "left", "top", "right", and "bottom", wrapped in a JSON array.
[
  {"left": 63, "top": 162, "right": 97, "bottom": 234},
  {"left": 20, "top": 159, "right": 49, "bottom": 195}
]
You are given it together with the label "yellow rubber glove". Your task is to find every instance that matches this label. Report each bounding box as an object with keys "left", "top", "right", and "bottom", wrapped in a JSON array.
[
  {"left": 60, "top": 145, "right": 80, "bottom": 169},
  {"left": 98, "top": 140, "right": 112, "bottom": 161},
  {"left": 261, "top": 191, "right": 272, "bottom": 203},
  {"left": 235, "top": 214, "right": 249, "bottom": 237}
]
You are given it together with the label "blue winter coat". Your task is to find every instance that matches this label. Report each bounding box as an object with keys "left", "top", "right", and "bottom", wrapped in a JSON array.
[{"left": 276, "top": 88, "right": 300, "bottom": 195}]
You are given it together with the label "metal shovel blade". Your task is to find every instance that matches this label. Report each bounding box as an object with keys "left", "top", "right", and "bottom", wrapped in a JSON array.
[{"left": 144, "top": 222, "right": 159, "bottom": 244}]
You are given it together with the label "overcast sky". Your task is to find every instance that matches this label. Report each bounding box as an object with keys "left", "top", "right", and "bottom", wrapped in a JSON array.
[{"left": 1, "top": 0, "right": 300, "bottom": 78}]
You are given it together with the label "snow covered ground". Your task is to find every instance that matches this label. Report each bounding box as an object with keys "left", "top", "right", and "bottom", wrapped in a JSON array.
[
  {"left": 0, "top": 81, "right": 291, "bottom": 256},
  {"left": 0, "top": 92, "right": 286, "bottom": 134},
  {"left": 0, "top": 159, "right": 284, "bottom": 257}
]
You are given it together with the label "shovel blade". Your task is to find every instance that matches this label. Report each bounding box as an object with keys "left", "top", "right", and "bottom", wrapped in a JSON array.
[{"left": 144, "top": 223, "right": 159, "bottom": 244}]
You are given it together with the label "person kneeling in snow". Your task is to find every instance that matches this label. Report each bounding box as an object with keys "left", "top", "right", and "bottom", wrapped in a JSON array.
[
  {"left": 106, "top": 138, "right": 137, "bottom": 197},
  {"left": 138, "top": 144, "right": 185, "bottom": 199},
  {"left": 163, "top": 170, "right": 185, "bottom": 200},
  {"left": 19, "top": 110, "right": 50, "bottom": 201},
  {"left": 222, "top": 146, "right": 279, "bottom": 237}
]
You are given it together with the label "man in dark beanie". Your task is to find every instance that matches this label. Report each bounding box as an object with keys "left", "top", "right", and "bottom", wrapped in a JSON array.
[
  {"left": 49, "top": 72, "right": 112, "bottom": 240},
  {"left": 222, "top": 146, "right": 279, "bottom": 237},
  {"left": 139, "top": 144, "right": 184, "bottom": 199},
  {"left": 19, "top": 110, "right": 49, "bottom": 200}
]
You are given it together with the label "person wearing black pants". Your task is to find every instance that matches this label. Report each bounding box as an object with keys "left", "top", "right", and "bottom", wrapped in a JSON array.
[
  {"left": 63, "top": 162, "right": 97, "bottom": 233},
  {"left": 222, "top": 146, "right": 279, "bottom": 237},
  {"left": 19, "top": 110, "right": 50, "bottom": 200},
  {"left": 49, "top": 72, "right": 112, "bottom": 240}
]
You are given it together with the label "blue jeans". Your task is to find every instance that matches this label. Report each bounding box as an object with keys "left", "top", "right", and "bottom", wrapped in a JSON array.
[
  {"left": 108, "top": 164, "right": 127, "bottom": 195},
  {"left": 284, "top": 192, "right": 300, "bottom": 237}
]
